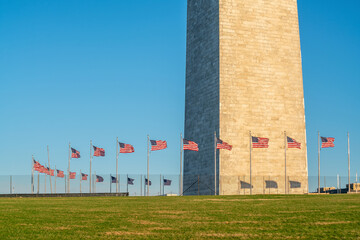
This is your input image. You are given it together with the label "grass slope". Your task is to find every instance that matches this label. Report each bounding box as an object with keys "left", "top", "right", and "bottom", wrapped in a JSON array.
[{"left": 0, "top": 194, "right": 359, "bottom": 239}]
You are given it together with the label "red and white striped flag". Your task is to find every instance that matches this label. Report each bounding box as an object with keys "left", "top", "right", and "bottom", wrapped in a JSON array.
[
  {"left": 252, "top": 137, "right": 269, "bottom": 148},
  {"left": 321, "top": 137, "right": 335, "bottom": 148},
  {"left": 93, "top": 146, "right": 105, "bottom": 156},
  {"left": 287, "top": 137, "right": 301, "bottom": 149},
  {"left": 69, "top": 172, "right": 76, "bottom": 179},
  {"left": 81, "top": 173, "right": 88, "bottom": 180},
  {"left": 71, "top": 148, "right": 80, "bottom": 158},
  {"left": 119, "top": 142, "right": 135, "bottom": 153},
  {"left": 57, "top": 170, "right": 64, "bottom": 178},
  {"left": 150, "top": 140, "right": 167, "bottom": 151},
  {"left": 183, "top": 139, "right": 199, "bottom": 151},
  {"left": 216, "top": 138, "right": 232, "bottom": 151}
]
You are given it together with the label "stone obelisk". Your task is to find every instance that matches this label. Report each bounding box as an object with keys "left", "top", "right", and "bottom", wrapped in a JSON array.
[{"left": 184, "top": 0, "right": 308, "bottom": 195}]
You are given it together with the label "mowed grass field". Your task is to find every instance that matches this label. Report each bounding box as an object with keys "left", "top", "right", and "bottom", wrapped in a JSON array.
[{"left": 0, "top": 194, "right": 359, "bottom": 239}]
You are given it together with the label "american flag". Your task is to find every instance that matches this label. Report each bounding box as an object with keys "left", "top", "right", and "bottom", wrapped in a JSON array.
[
  {"left": 119, "top": 142, "right": 135, "bottom": 153},
  {"left": 57, "top": 170, "right": 64, "bottom": 178},
  {"left": 150, "top": 140, "right": 167, "bottom": 151},
  {"left": 127, "top": 177, "right": 134, "bottom": 185},
  {"left": 96, "top": 175, "right": 104, "bottom": 183},
  {"left": 145, "top": 178, "right": 152, "bottom": 186},
  {"left": 93, "top": 146, "right": 105, "bottom": 157},
  {"left": 163, "top": 179, "right": 172, "bottom": 186},
  {"left": 287, "top": 137, "right": 301, "bottom": 149},
  {"left": 71, "top": 148, "right": 80, "bottom": 158},
  {"left": 81, "top": 173, "right": 88, "bottom": 180},
  {"left": 50, "top": 169, "right": 55, "bottom": 176},
  {"left": 183, "top": 139, "right": 199, "bottom": 151},
  {"left": 39, "top": 165, "right": 46, "bottom": 174},
  {"left": 321, "top": 137, "right": 335, "bottom": 148},
  {"left": 252, "top": 137, "right": 269, "bottom": 148},
  {"left": 69, "top": 172, "right": 76, "bottom": 179},
  {"left": 111, "top": 176, "right": 117, "bottom": 183},
  {"left": 45, "top": 167, "right": 50, "bottom": 175},
  {"left": 216, "top": 138, "right": 232, "bottom": 150},
  {"left": 33, "top": 160, "right": 42, "bottom": 171}
]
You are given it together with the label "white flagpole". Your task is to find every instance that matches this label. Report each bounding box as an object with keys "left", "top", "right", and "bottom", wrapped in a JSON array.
[
  {"left": 90, "top": 140, "right": 92, "bottom": 193},
  {"left": 31, "top": 155, "right": 34, "bottom": 194},
  {"left": 116, "top": 137, "right": 119, "bottom": 193},
  {"left": 37, "top": 171, "right": 40, "bottom": 194},
  {"left": 348, "top": 132, "right": 350, "bottom": 193},
  {"left": 54, "top": 165, "right": 57, "bottom": 194},
  {"left": 47, "top": 145, "right": 53, "bottom": 194},
  {"left": 214, "top": 131, "right": 217, "bottom": 196},
  {"left": 318, "top": 132, "right": 320, "bottom": 194},
  {"left": 127, "top": 174, "right": 129, "bottom": 194},
  {"left": 80, "top": 169, "right": 82, "bottom": 194},
  {"left": 44, "top": 164, "right": 47, "bottom": 193},
  {"left": 284, "top": 131, "right": 287, "bottom": 194},
  {"left": 356, "top": 172, "right": 358, "bottom": 194},
  {"left": 249, "top": 131, "right": 252, "bottom": 195},
  {"left": 147, "top": 135, "right": 150, "bottom": 196},
  {"left": 68, "top": 143, "right": 71, "bottom": 193},
  {"left": 180, "top": 133, "right": 183, "bottom": 195}
]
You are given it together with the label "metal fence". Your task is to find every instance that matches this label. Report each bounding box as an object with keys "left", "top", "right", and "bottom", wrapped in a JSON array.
[{"left": 0, "top": 175, "right": 359, "bottom": 195}]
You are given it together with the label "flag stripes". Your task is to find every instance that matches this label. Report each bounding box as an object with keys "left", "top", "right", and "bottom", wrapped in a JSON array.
[
  {"left": 252, "top": 137, "right": 269, "bottom": 148},
  {"left": 93, "top": 146, "right": 105, "bottom": 156},
  {"left": 216, "top": 138, "right": 232, "bottom": 150},
  {"left": 150, "top": 140, "right": 167, "bottom": 151},
  {"left": 119, "top": 142, "right": 135, "bottom": 153},
  {"left": 287, "top": 137, "right": 301, "bottom": 149},
  {"left": 321, "top": 137, "right": 335, "bottom": 148},
  {"left": 183, "top": 139, "right": 199, "bottom": 151},
  {"left": 71, "top": 148, "right": 80, "bottom": 158}
]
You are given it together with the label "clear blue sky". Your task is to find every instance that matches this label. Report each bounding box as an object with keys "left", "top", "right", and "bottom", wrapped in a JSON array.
[{"left": 0, "top": 0, "right": 359, "bottom": 179}]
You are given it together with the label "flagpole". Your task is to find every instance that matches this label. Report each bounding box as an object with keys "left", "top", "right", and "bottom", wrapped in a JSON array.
[
  {"left": 214, "top": 131, "right": 217, "bottom": 196},
  {"left": 47, "top": 145, "right": 53, "bottom": 194},
  {"left": 348, "top": 132, "right": 350, "bottom": 193},
  {"left": 37, "top": 172, "right": 40, "bottom": 194},
  {"left": 163, "top": 176, "right": 165, "bottom": 196},
  {"left": 68, "top": 142, "right": 71, "bottom": 193},
  {"left": 44, "top": 164, "right": 47, "bottom": 193},
  {"left": 116, "top": 137, "right": 119, "bottom": 193},
  {"left": 284, "top": 131, "right": 287, "bottom": 194},
  {"left": 94, "top": 171, "right": 96, "bottom": 193},
  {"left": 127, "top": 174, "right": 129, "bottom": 194},
  {"left": 140, "top": 174, "right": 142, "bottom": 196},
  {"left": 356, "top": 172, "right": 358, "bottom": 194},
  {"left": 160, "top": 174, "right": 161, "bottom": 196},
  {"left": 80, "top": 170, "right": 82, "bottom": 194},
  {"left": 147, "top": 135, "right": 150, "bottom": 196},
  {"left": 54, "top": 165, "right": 57, "bottom": 194},
  {"left": 318, "top": 132, "right": 320, "bottom": 194},
  {"left": 180, "top": 133, "right": 183, "bottom": 196},
  {"left": 249, "top": 131, "right": 252, "bottom": 195},
  {"left": 90, "top": 140, "right": 92, "bottom": 193},
  {"left": 110, "top": 174, "right": 112, "bottom": 193},
  {"left": 64, "top": 173, "right": 66, "bottom": 193},
  {"left": 31, "top": 155, "right": 34, "bottom": 194}
]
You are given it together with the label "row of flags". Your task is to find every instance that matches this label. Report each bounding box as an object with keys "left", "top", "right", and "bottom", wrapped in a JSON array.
[
  {"left": 33, "top": 160, "right": 172, "bottom": 186},
  {"left": 33, "top": 136, "right": 335, "bottom": 181},
  {"left": 67, "top": 134, "right": 319, "bottom": 160}
]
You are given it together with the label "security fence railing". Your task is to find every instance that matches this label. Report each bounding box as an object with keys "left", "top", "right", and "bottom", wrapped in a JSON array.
[{"left": 0, "top": 175, "right": 359, "bottom": 196}]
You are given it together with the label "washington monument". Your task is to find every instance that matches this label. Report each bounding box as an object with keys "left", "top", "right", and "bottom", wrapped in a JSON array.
[{"left": 184, "top": 0, "right": 308, "bottom": 195}]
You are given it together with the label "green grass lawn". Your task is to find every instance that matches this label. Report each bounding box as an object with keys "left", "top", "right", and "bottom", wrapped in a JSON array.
[{"left": 0, "top": 194, "right": 359, "bottom": 239}]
